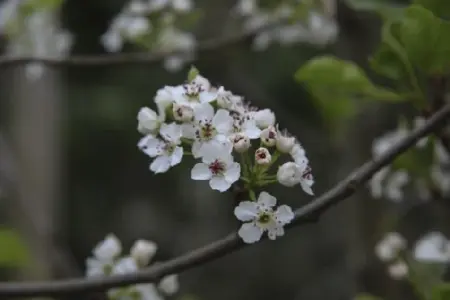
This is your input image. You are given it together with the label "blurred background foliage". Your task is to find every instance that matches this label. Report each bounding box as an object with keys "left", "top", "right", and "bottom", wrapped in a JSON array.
[{"left": 0, "top": 0, "right": 449, "bottom": 300}]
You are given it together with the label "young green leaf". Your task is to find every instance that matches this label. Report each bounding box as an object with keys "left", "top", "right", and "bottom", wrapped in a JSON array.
[
  {"left": 413, "top": 0, "right": 450, "bottom": 19},
  {"left": 432, "top": 283, "right": 450, "bottom": 300},
  {"left": 0, "top": 228, "right": 30, "bottom": 268}
]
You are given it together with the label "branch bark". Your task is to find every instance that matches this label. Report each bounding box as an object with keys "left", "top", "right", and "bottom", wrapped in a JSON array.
[{"left": 0, "top": 103, "right": 448, "bottom": 298}]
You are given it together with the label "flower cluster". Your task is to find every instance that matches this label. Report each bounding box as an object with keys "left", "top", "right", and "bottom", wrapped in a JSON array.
[
  {"left": 137, "top": 67, "right": 314, "bottom": 243},
  {"left": 0, "top": 0, "right": 73, "bottom": 80},
  {"left": 233, "top": 0, "right": 338, "bottom": 51},
  {"left": 86, "top": 234, "right": 179, "bottom": 300},
  {"left": 369, "top": 117, "right": 450, "bottom": 203},
  {"left": 101, "top": 0, "right": 196, "bottom": 72},
  {"left": 375, "top": 232, "right": 408, "bottom": 280}
]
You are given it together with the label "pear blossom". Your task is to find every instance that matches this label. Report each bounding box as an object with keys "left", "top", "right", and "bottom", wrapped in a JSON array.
[
  {"left": 231, "top": 133, "right": 251, "bottom": 153},
  {"left": 228, "top": 110, "right": 261, "bottom": 140},
  {"left": 183, "top": 103, "right": 233, "bottom": 158},
  {"left": 191, "top": 143, "right": 240, "bottom": 192},
  {"left": 253, "top": 109, "right": 275, "bottom": 129},
  {"left": 170, "top": 82, "right": 217, "bottom": 108},
  {"left": 375, "top": 232, "right": 406, "bottom": 262},
  {"left": 158, "top": 274, "right": 180, "bottom": 295},
  {"left": 255, "top": 147, "right": 271, "bottom": 165},
  {"left": 414, "top": 232, "right": 450, "bottom": 263},
  {"left": 388, "top": 260, "right": 408, "bottom": 280},
  {"left": 234, "top": 191, "right": 294, "bottom": 243},
  {"left": 276, "top": 127, "right": 296, "bottom": 153},
  {"left": 172, "top": 103, "right": 194, "bottom": 122},
  {"left": 216, "top": 86, "right": 244, "bottom": 110},
  {"left": 130, "top": 239, "right": 158, "bottom": 267},
  {"left": 277, "top": 161, "right": 314, "bottom": 195},
  {"left": 138, "top": 123, "right": 183, "bottom": 173},
  {"left": 137, "top": 107, "right": 164, "bottom": 135},
  {"left": 86, "top": 234, "right": 122, "bottom": 277},
  {"left": 260, "top": 125, "right": 277, "bottom": 147}
]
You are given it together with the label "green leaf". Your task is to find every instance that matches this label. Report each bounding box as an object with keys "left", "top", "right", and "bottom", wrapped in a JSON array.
[
  {"left": 399, "top": 5, "right": 450, "bottom": 74},
  {"left": 295, "top": 56, "right": 405, "bottom": 102},
  {"left": 354, "top": 293, "right": 384, "bottom": 300},
  {"left": 413, "top": 0, "right": 450, "bottom": 19},
  {"left": 0, "top": 228, "right": 30, "bottom": 267},
  {"left": 20, "top": 0, "right": 63, "bottom": 15},
  {"left": 432, "top": 283, "right": 450, "bottom": 300},
  {"left": 187, "top": 65, "right": 200, "bottom": 82}
]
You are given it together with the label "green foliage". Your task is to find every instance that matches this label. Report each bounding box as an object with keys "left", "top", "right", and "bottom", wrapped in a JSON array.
[
  {"left": 392, "top": 135, "right": 435, "bottom": 178},
  {"left": 345, "top": 0, "right": 405, "bottom": 19},
  {"left": 0, "top": 228, "right": 30, "bottom": 268},
  {"left": 354, "top": 293, "right": 384, "bottom": 300},
  {"left": 432, "top": 283, "right": 450, "bottom": 300},
  {"left": 187, "top": 65, "right": 200, "bottom": 82},
  {"left": 295, "top": 56, "right": 404, "bottom": 132},
  {"left": 21, "top": 0, "right": 63, "bottom": 14},
  {"left": 413, "top": 0, "right": 450, "bottom": 19}
]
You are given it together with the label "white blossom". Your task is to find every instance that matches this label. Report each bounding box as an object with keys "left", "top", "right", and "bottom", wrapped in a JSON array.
[
  {"left": 260, "top": 125, "right": 277, "bottom": 147},
  {"left": 253, "top": 109, "right": 276, "bottom": 129},
  {"left": 414, "top": 232, "right": 450, "bottom": 263},
  {"left": 182, "top": 103, "right": 233, "bottom": 158},
  {"left": 172, "top": 103, "right": 194, "bottom": 122},
  {"left": 86, "top": 234, "right": 122, "bottom": 277},
  {"left": 276, "top": 128, "right": 296, "bottom": 153},
  {"left": 158, "top": 274, "right": 180, "bottom": 295},
  {"left": 130, "top": 239, "right": 158, "bottom": 267},
  {"left": 137, "top": 107, "right": 164, "bottom": 135},
  {"left": 255, "top": 147, "right": 271, "bottom": 165},
  {"left": 216, "top": 86, "right": 244, "bottom": 110},
  {"left": 388, "top": 260, "right": 408, "bottom": 280},
  {"left": 277, "top": 161, "right": 314, "bottom": 195},
  {"left": 231, "top": 133, "right": 251, "bottom": 153},
  {"left": 234, "top": 191, "right": 294, "bottom": 243},
  {"left": 385, "top": 170, "right": 409, "bottom": 202},
  {"left": 138, "top": 123, "right": 183, "bottom": 173},
  {"left": 375, "top": 232, "right": 406, "bottom": 262},
  {"left": 191, "top": 143, "right": 241, "bottom": 192},
  {"left": 229, "top": 110, "right": 261, "bottom": 140}
]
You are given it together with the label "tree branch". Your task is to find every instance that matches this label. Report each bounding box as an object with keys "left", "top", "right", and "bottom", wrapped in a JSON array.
[
  {"left": 0, "top": 103, "right": 449, "bottom": 298},
  {"left": 0, "top": 24, "right": 272, "bottom": 67}
]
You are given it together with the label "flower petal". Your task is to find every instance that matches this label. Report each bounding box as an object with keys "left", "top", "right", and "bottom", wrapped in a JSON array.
[
  {"left": 170, "top": 146, "right": 183, "bottom": 166},
  {"left": 191, "top": 163, "right": 212, "bottom": 180},
  {"left": 199, "top": 91, "right": 217, "bottom": 103},
  {"left": 234, "top": 201, "right": 259, "bottom": 221},
  {"left": 238, "top": 223, "right": 263, "bottom": 244},
  {"left": 194, "top": 103, "right": 214, "bottom": 121},
  {"left": 160, "top": 122, "right": 181, "bottom": 143},
  {"left": 209, "top": 176, "right": 231, "bottom": 192},
  {"left": 275, "top": 205, "right": 294, "bottom": 225},
  {"left": 257, "top": 191, "right": 277, "bottom": 208},
  {"left": 150, "top": 156, "right": 171, "bottom": 173},
  {"left": 225, "top": 162, "right": 241, "bottom": 184},
  {"left": 213, "top": 109, "right": 233, "bottom": 133}
]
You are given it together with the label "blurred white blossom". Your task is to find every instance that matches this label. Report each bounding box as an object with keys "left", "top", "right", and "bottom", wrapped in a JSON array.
[{"left": 414, "top": 232, "right": 450, "bottom": 263}]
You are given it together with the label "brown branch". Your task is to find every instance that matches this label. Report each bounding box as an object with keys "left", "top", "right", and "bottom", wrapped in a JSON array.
[
  {"left": 0, "top": 24, "right": 273, "bottom": 67},
  {"left": 0, "top": 103, "right": 448, "bottom": 297}
]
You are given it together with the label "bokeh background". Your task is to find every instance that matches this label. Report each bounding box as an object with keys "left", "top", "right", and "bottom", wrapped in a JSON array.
[{"left": 1, "top": 0, "right": 449, "bottom": 300}]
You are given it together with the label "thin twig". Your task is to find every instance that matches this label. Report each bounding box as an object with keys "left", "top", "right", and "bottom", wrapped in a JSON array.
[
  {"left": 0, "top": 24, "right": 273, "bottom": 67},
  {"left": 0, "top": 103, "right": 448, "bottom": 298}
]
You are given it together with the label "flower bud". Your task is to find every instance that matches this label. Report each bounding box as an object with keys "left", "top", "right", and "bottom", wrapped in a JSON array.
[
  {"left": 216, "top": 86, "right": 242, "bottom": 109},
  {"left": 130, "top": 239, "right": 158, "bottom": 267},
  {"left": 158, "top": 274, "right": 180, "bottom": 295},
  {"left": 253, "top": 109, "right": 275, "bottom": 129},
  {"left": 260, "top": 126, "right": 277, "bottom": 147},
  {"left": 137, "top": 107, "right": 160, "bottom": 134},
  {"left": 93, "top": 233, "right": 122, "bottom": 261},
  {"left": 255, "top": 147, "right": 271, "bottom": 165},
  {"left": 277, "top": 162, "right": 301, "bottom": 187},
  {"left": 276, "top": 135, "right": 296, "bottom": 153},
  {"left": 231, "top": 133, "right": 250, "bottom": 153},
  {"left": 172, "top": 103, "right": 194, "bottom": 122}
]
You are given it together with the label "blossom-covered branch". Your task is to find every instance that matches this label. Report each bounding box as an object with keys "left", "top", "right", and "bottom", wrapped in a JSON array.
[
  {"left": 0, "top": 102, "right": 448, "bottom": 298},
  {"left": 0, "top": 22, "right": 275, "bottom": 67}
]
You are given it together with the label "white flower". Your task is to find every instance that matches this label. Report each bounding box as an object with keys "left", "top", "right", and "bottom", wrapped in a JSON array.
[
  {"left": 276, "top": 128, "right": 296, "bottom": 153},
  {"left": 388, "top": 260, "right": 408, "bottom": 280},
  {"left": 255, "top": 147, "right": 271, "bottom": 165},
  {"left": 172, "top": 103, "right": 194, "bottom": 122},
  {"left": 375, "top": 232, "right": 406, "bottom": 262},
  {"left": 171, "top": 82, "right": 217, "bottom": 108},
  {"left": 290, "top": 143, "right": 307, "bottom": 163},
  {"left": 138, "top": 123, "right": 183, "bottom": 173},
  {"left": 191, "top": 74, "right": 210, "bottom": 90},
  {"left": 154, "top": 86, "right": 175, "bottom": 112},
  {"left": 183, "top": 103, "right": 233, "bottom": 158},
  {"left": 172, "top": 0, "right": 193, "bottom": 12},
  {"left": 191, "top": 143, "right": 241, "bottom": 192},
  {"left": 137, "top": 107, "right": 163, "bottom": 135},
  {"left": 130, "top": 239, "right": 158, "bottom": 267},
  {"left": 111, "top": 256, "right": 139, "bottom": 275},
  {"left": 385, "top": 170, "right": 409, "bottom": 202},
  {"left": 122, "top": 16, "right": 151, "bottom": 38},
  {"left": 231, "top": 133, "right": 251, "bottom": 153},
  {"left": 260, "top": 126, "right": 277, "bottom": 147},
  {"left": 158, "top": 274, "right": 179, "bottom": 295},
  {"left": 369, "top": 167, "right": 389, "bottom": 199},
  {"left": 277, "top": 161, "right": 314, "bottom": 195},
  {"left": 229, "top": 110, "right": 261, "bottom": 140},
  {"left": 234, "top": 191, "right": 294, "bottom": 243},
  {"left": 253, "top": 109, "right": 275, "bottom": 129},
  {"left": 373, "top": 128, "right": 408, "bottom": 158},
  {"left": 216, "top": 86, "right": 243, "bottom": 110},
  {"left": 413, "top": 232, "right": 450, "bottom": 263},
  {"left": 131, "top": 284, "right": 164, "bottom": 300},
  {"left": 86, "top": 234, "right": 122, "bottom": 277}
]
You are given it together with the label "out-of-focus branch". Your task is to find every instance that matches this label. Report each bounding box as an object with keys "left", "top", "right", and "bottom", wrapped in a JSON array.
[
  {"left": 427, "top": 76, "right": 450, "bottom": 154},
  {"left": 0, "top": 24, "right": 275, "bottom": 67},
  {"left": 0, "top": 103, "right": 448, "bottom": 298}
]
